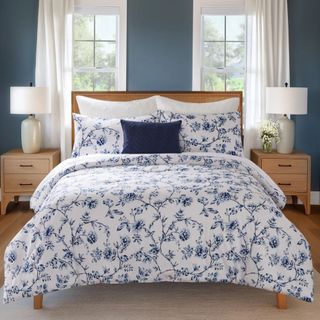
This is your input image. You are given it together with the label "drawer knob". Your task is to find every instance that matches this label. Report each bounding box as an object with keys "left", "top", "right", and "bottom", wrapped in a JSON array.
[
  {"left": 19, "top": 164, "right": 34, "bottom": 168},
  {"left": 19, "top": 183, "right": 33, "bottom": 186},
  {"left": 278, "top": 183, "right": 292, "bottom": 186},
  {"left": 278, "top": 164, "right": 292, "bottom": 167}
]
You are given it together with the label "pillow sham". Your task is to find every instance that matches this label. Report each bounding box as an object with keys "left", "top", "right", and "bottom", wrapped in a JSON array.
[
  {"left": 121, "top": 120, "right": 182, "bottom": 154},
  {"left": 72, "top": 114, "right": 154, "bottom": 157},
  {"left": 156, "top": 95, "right": 239, "bottom": 114},
  {"left": 156, "top": 110, "right": 243, "bottom": 156},
  {"left": 76, "top": 95, "right": 157, "bottom": 119}
]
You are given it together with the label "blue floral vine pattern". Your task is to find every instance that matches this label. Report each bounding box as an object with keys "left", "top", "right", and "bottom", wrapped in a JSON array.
[
  {"left": 72, "top": 114, "right": 154, "bottom": 157},
  {"left": 156, "top": 110, "right": 243, "bottom": 156},
  {"left": 4, "top": 153, "right": 313, "bottom": 303},
  {"left": 72, "top": 111, "right": 243, "bottom": 158}
]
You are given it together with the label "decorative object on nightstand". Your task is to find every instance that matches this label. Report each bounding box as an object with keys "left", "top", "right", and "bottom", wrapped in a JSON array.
[
  {"left": 266, "top": 84, "right": 308, "bottom": 154},
  {"left": 1, "top": 149, "right": 60, "bottom": 214},
  {"left": 251, "top": 149, "right": 311, "bottom": 215},
  {"left": 10, "top": 85, "right": 51, "bottom": 154},
  {"left": 259, "top": 120, "right": 280, "bottom": 153}
]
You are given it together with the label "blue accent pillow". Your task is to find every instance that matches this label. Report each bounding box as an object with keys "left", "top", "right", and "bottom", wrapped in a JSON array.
[{"left": 121, "top": 120, "right": 182, "bottom": 154}]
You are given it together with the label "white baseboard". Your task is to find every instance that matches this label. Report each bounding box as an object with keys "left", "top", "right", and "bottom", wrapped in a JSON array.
[
  {"left": 0, "top": 189, "right": 31, "bottom": 202},
  {"left": 0, "top": 189, "right": 319, "bottom": 205},
  {"left": 311, "top": 192, "right": 320, "bottom": 205},
  {"left": 293, "top": 192, "right": 320, "bottom": 205},
  {"left": 18, "top": 196, "right": 31, "bottom": 201}
]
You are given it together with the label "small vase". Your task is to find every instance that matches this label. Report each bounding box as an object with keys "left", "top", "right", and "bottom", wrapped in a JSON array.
[{"left": 262, "top": 141, "right": 273, "bottom": 153}]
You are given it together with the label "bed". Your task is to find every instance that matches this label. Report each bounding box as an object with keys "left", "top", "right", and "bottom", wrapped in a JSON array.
[{"left": 3, "top": 91, "right": 313, "bottom": 310}]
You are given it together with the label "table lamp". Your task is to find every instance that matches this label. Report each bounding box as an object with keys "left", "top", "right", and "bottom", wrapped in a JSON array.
[
  {"left": 266, "top": 85, "right": 308, "bottom": 154},
  {"left": 10, "top": 86, "right": 51, "bottom": 153}
]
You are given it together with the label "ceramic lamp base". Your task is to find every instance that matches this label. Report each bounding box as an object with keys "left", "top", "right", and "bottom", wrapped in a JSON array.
[
  {"left": 277, "top": 115, "right": 294, "bottom": 154},
  {"left": 21, "top": 115, "right": 41, "bottom": 153}
]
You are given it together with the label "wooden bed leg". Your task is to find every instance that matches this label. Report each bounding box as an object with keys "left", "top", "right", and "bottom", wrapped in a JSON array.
[
  {"left": 276, "top": 293, "right": 287, "bottom": 309},
  {"left": 34, "top": 294, "right": 43, "bottom": 310}
]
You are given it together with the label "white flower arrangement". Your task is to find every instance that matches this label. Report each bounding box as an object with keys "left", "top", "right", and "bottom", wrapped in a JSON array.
[{"left": 259, "top": 120, "right": 280, "bottom": 151}]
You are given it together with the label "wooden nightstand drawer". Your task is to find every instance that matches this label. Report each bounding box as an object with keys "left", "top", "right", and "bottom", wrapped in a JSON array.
[
  {"left": 4, "top": 159, "right": 50, "bottom": 174},
  {"left": 1, "top": 149, "right": 60, "bottom": 215},
  {"left": 4, "top": 174, "right": 46, "bottom": 193},
  {"left": 269, "top": 174, "right": 307, "bottom": 193},
  {"left": 261, "top": 159, "right": 307, "bottom": 174},
  {"left": 251, "top": 149, "right": 311, "bottom": 215}
]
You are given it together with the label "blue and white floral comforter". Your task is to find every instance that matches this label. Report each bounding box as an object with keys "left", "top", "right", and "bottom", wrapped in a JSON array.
[{"left": 4, "top": 153, "right": 313, "bottom": 303}]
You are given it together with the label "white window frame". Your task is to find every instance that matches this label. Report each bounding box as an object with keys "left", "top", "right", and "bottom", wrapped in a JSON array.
[
  {"left": 193, "top": 0, "right": 246, "bottom": 91},
  {"left": 74, "top": 0, "right": 127, "bottom": 91}
]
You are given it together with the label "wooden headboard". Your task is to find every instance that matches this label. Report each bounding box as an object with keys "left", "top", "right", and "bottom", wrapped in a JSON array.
[{"left": 71, "top": 91, "right": 243, "bottom": 145}]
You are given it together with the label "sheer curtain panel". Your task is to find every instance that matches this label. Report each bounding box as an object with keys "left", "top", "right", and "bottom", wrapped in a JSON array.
[
  {"left": 35, "top": 0, "right": 74, "bottom": 160},
  {"left": 244, "top": 0, "right": 290, "bottom": 157}
]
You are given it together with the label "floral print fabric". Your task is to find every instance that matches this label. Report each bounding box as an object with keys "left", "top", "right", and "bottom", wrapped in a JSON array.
[
  {"left": 4, "top": 153, "right": 313, "bottom": 303},
  {"left": 156, "top": 110, "right": 243, "bottom": 156},
  {"left": 72, "top": 114, "right": 154, "bottom": 157},
  {"left": 72, "top": 111, "right": 243, "bottom": 158}
]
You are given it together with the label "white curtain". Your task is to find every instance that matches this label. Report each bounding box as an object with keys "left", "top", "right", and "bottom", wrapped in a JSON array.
[
  {"left": 35, "top": 0, "right": 74, "bottom": 160},
  {"left": 244, "top": 0, "right": 290, "bottom": 157}
]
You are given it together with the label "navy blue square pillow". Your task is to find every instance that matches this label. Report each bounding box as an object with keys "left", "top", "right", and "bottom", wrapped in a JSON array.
[{"left": 121, "top": 120, "right": 182, "bottom": 154}]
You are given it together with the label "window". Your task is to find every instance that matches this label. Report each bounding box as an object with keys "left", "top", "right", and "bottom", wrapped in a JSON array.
[
  {"left": 73, "top": 0, "right": 127, "bottom": 91},
  {"left": 202, "top": 15, "right": 246, "bottom": 91},
  {"left": 73, "top": 14, "right": 118, "bottom": 91},
  {"left": 193, "top": 0, "right": 246, "bottom": 92}
]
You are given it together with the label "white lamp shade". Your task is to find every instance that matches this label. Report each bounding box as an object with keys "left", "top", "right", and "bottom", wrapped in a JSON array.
[
  {"left": 10, "top": 87, "right": 51, "bottom": 114},
  {"left": 266, "top": 87, "right": 308, "bottom": 115}
]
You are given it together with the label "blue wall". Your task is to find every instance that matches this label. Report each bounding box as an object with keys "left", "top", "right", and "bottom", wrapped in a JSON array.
[
  {"left": 0, "top": 0, "right": 319, "bottom": 190},
  {"left": 127, "top": 0, "right": 193, "bottom": 91},
  {"left": 288, "top": 0, "right": 320, "bottom": 190},
  {"left": 0, "top": 0, "right": 38, "bottom": 155}
]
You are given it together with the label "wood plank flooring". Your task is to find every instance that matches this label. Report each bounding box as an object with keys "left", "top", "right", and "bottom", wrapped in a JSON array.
[{"left": 0, "top": 202, "right": 319, "bottom": 287}]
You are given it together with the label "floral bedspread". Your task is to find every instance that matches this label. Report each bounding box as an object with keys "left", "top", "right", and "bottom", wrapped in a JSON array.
[{"left": 3, "top": 153, "right": 313, "bottom": 303}]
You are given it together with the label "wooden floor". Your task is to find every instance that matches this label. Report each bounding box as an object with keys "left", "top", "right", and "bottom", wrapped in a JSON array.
[{"left": 0, "top": 202, "right": 319, "bottom": 287}]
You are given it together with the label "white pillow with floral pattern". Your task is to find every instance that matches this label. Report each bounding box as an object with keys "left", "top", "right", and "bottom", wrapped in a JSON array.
[
  {"left": 72, "top": 114, "right": 155, "bottom": 157},
  {"left": 156, "top": 110, "right": 243, "bottom": 156}
]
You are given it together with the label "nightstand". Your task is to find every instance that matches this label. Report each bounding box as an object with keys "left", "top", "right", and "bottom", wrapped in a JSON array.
[
  {"left": 251, "top": 149, "right": 311, "bottom": 215},
  {"left": 1, "top": 149, "right": 60, "bottom": 214}
]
